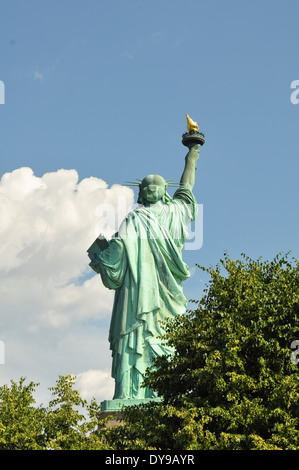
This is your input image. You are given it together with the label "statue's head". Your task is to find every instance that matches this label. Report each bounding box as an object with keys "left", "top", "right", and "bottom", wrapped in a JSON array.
[{"left": 138, "top": 174, "right": 167, "bottom": 204}]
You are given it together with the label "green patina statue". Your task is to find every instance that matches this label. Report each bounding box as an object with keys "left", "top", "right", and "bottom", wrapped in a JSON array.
[{"left": 88, "top": 115, "right": 204, "bottom": 410}]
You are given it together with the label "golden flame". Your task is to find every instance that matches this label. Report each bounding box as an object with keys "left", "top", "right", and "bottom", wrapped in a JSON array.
[{"left": 186, "top": 113, "right": 199, "bottom": 132}]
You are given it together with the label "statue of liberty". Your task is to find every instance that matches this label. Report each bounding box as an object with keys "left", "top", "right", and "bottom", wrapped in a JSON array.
[{"left": 88, "top": 115, "right": 204, "bottom": 407}]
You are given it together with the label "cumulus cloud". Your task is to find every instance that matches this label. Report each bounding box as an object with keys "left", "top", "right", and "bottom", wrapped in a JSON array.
[
  {"left": 0, "top": 167, "right": 134, "bottom": 403},
  {"left": 75, "top": 369, "right": 114, "bottom": 402}
]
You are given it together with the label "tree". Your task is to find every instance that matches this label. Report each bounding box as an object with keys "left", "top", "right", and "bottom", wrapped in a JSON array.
[
  {"left": 107, "top": 252, "right": 299, "bottom": 450},
  {"left": 44, "top": 374, "right": 111, "bottom": 450},
  {"left": 0, "top": 378, "right": 46, "bottom": 450},
  {"left": 0, "top": 375, "right": 112, "bottom": 450}
]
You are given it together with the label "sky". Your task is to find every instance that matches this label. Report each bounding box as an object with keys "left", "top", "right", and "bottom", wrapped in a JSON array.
[{"left": 0, "top": 0, "right": 298, "bottom": 406}]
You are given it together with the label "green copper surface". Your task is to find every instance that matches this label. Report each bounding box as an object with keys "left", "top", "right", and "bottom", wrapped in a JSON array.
[{"left": 88, "top": 143, "right": 201, "bottom": 400}]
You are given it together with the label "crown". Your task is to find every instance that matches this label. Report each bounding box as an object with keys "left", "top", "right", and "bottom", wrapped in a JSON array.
[{"left": 124, "top": 179, "right": 180, "bottom": 188}]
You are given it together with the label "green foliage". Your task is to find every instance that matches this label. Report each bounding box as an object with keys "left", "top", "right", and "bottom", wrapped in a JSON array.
[
  {"left": 0, "top": 378, "right": 45, "bottom": 450},
  {"left": 107, "top": 252, "right": 299, "bottom": 450},
  {"left": 1, "top": 253, "right": 298, "bottom": 450},
  {"left": 0, "top": 375, "right": 112, "bottom": 450},
  {"left": 44, "top": 375, "right": 110, "bottom": 450}
]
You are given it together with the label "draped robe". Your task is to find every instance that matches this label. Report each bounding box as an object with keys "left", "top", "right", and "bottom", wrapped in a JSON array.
[{"left": 95, "top": 187, "right": 197, "bottom": 399}]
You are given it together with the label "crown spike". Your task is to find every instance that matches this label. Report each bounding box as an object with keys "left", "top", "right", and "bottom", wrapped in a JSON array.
[{"left": 124, "top": 182, "right": 141, "bottom": 187}]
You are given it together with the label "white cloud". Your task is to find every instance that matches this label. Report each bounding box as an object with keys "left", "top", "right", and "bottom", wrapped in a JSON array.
[
  {"left": 0, "top": 167, "right": 134, "bottom": 405},
  {"left": 75, "top": 369, "right": 114, "bottom": 402},
  {"left": 33, "top": 69, "right": 44, "bottom": 81},
  {"left": 32, "top": 59, "right": 61, "bottom": 82}
]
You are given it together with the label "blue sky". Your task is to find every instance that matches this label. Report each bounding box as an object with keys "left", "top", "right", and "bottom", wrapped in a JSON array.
[
  {"left": 0, "top": 0, "right": 298, "bottom": 401},
  {"left": 1, "top": 0, "right": 298, "bottom": 263}
]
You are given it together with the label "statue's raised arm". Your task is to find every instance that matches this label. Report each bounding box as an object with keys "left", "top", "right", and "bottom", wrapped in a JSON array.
[{"left": 180, "top": 144, "right": 200, "bottom": 191}]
